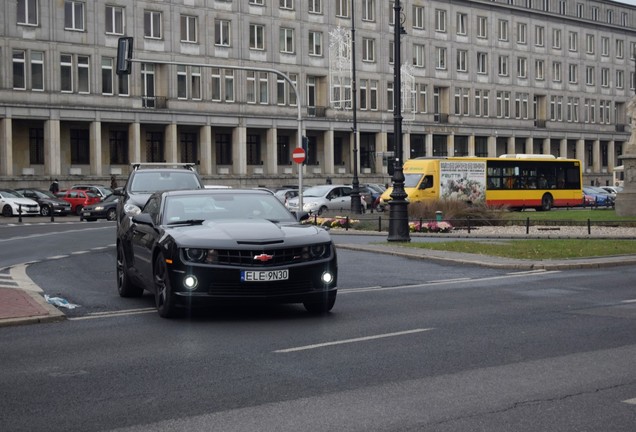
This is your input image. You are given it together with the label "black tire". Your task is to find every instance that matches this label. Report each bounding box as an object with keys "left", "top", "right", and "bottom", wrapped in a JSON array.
[
  {"left": 40, "top": 205, "right": 51, "bottom": 217},
  {"left": 116, "top": 242, "right": 143, "bottom": 297},
  {"left": 539, "top": 193, "right": 553, "bottom": 211},
  {"left": 317, "top": 206, "right": 328, "bottom": 216},
  {"left": 2, "top": 205, "right": 13, "bottom": 217},
  {"left": 106, "top": 208, "right": 116, "bottom": 221},
  {"left": 154, "top": 253, "right": 180, "bottom": 318},
  {"left": 75, "top": 205, "right": 83, "bottom": 216},
  {"left": 303, "top": 292, "right": 336, "bottom": 314}
]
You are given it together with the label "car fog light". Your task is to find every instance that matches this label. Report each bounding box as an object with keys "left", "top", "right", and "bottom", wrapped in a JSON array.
[
  {"left": 321, "top": 272, "right": 333, "bottom": 284},
  {"left": 184, "top": 275, "right": 198, "bottom": 290}
]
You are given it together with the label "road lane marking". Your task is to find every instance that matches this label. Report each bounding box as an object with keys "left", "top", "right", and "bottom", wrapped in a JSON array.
[
  {"left": 68, "top": 308, "right": 156, "bottom": 321},
  {"left": 0, "top": 225, "right": 113, "bottom": 243},
  {"left": 340, "top": 270, "right": 562, "bottom": 294},
  {"left": 621, "top": 299, "right": 636, "bottom": 304},
  {"left": 622, "top": 398, "right": 636, "bottom": 405},
  {"left": 274, "top": 328, "right": 434, "bottom": 353}
]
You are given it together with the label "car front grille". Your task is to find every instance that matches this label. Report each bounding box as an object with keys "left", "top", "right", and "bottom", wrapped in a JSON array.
[{"left": 214, "top": 246, "right": 329, "bottom": 267}]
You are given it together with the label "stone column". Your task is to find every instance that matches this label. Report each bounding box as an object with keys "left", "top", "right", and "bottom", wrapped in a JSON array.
[
  {"left": 44, "top": 119, "right": 61, "bottom": 176},
  {"left": 560, "top": 138, "right": 567, "bottom": 159},
  {"left": 524, "top": 137, "right": 532, "bottom": 154},
  {"left": 128, "top": 122, "right": 141, "bottom": 164},
  {"left": 0, "top": 118, "right": 13, "bottom": 176},
  {"left": 446, "top": 134, "right": 454, "bottom": 157},
  {"left": 265, "top": 128, "right": 277, "bottom": 175},
  {"left": 608, "top": 140, "right": 615, "bottom": 173},
  {"left": 468, "top": 134, "right": 476, "bottom": 157},
  {"left": 592, "top": 139, "right": 601, "bottom": 173},
  {"left": 487, "top": 136, "right": 497, "bottom": 157},
  {"left": 575, "top": 139, "right": 585, "bottom": 164},
  {"left": 165, "top": 123, "right": 178, "bottom": 163},
  {"left": 323, "top": 129, "right": 334, "bottom": 175},
  {"left": 89, "top": 121, "right": 102, "bottom": 176},
  {"left": 232, "top": 126, "right": 247, "bottom": 175},
  {"left": 402, "top": 133, "right": 411, "bottom": 163},
  {"left": 199, "top": 125, "right": 212, "bottom": 176},
  {"left": 543, "top": 138, "right": 551, "bottom": 155},
  {"left": 425, "top": 133, "right": 433, "bottom": 158}
]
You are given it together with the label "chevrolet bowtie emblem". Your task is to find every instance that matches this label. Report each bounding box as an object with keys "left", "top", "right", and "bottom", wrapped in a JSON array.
[{"left": 253, "top": 253, "right": 273, "bottom": 262}]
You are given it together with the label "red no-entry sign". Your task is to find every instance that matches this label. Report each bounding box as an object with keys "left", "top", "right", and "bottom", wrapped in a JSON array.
[{"left": 292, "top": 147, "right": 306, "bottom": 164}]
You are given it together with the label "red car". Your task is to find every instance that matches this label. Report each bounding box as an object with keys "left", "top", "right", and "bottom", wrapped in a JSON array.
[{"left": 58, "top": 189, "right": 101, "bottom": 215}]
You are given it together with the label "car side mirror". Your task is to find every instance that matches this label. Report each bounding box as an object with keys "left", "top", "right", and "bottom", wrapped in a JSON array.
[
  {"left": 113, "top": 188, "right": 124, "bottom": 196},
  {"left": 132, "top": 213, "right": 154, "bottom": 226}
]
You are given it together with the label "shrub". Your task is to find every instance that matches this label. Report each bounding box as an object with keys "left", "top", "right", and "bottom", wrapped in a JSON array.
[{"left": 409, "top": 221, "right": 453, "bottom": 233}]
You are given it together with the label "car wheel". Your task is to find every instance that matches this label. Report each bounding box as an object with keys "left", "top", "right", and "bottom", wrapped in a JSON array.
[
  {"left": 317, "top": 206, "right": 328, "bottom": 216},
  {"left": 154, "top": 253, "right": 180, "bottom": 318},
  {"left": 116, "top": 242, "right": 143, "bottom": 298},
  {"left": 40, "top": 205, "right": 51, "bottom": 217},
  {"left": 106, "top": 208, "right": 116, "bottom": 221},
  {"left": 303, "top": 292, "right": 336, "bottom": 314},
  {"left": 2, "top": 205, "right": 14, "bottom": 217},
  {"left": 75, "top": 206, "right": 83, "bottom": 216}
]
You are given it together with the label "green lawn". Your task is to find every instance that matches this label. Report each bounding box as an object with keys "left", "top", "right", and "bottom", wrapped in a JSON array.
[
  {"left": 505, "top": 208, "right": 636, "bottom": 223},
  {"left": 399, "top": 239, "right": 636, "bottom": 260}
]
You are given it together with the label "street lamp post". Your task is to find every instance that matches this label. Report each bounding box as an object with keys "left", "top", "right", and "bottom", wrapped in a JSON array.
[
  {"left": 350, "top": 0, "right": 362, "bottom": 214},
  {"left": 387, "top": 0, "right": 410, "bottom": 242}
]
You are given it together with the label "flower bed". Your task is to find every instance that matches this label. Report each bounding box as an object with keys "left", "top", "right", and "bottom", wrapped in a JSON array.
[
  {"left": 304, "top": 215, "right": 360, "bottom": 229},
  {"left": 409, "top": 221, "right": 453, "bottom": 233}
]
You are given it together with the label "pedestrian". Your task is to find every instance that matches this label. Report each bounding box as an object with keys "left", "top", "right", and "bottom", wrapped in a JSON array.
[
  {"left": 325, "top": 177, "right": 332, "bottom": 185},
  {"left": 110, "top": 175, "right": 118, "bottom": 189},
  {"left": 49, "top": 179, "right": 59, "bottom": 194}
]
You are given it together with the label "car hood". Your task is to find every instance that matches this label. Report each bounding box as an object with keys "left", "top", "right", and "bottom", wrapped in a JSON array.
[
  {"left": 166, "top": 219, "right": 331, "bottom": 247},
  {"left": 3, "top": 197, "right": 38, "bottom": 206}
]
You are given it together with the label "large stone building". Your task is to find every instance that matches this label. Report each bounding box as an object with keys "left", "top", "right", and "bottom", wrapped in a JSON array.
[{"left": 1, "top": 0, "right": 635, "bottom": 189}]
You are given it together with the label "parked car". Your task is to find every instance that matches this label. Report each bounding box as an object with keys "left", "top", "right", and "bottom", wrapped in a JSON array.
[
  {"left": 70, "top": 184, "right": 114, "bottom": 199},
  {"left": 114, "top": 162, "right": 204, "bottom": 229},
  {"left": 116, "top": 189, "right": 337, "bottom": 318},
  {"left": 285, "top": 184, "right": 352, "bottom": 215},
  {"left": 14, "top": 188, "right": 72, "bottom": 216},
  {"left": 0, "top": 189, "right": 40, "bottom": 217},
  {"left": 81, "top": 194, "right": 119, "bottom": 221},
  {"left": 58, "top": 189, "right": 102, "bottom": 215},
  {"left": 582, "top": 186, "right": 614, "bottom": 207},
  {"left": 274, "top": 188, "right": 300, "bottom": 205},
  {"left": 601, "top": 186, "right": 623, "bottom": 199},
  {"left": 358, "top": 184, "right": 386, "bottom": 211}
]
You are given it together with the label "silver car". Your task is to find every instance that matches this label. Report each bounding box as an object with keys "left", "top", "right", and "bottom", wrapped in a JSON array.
[{"left": 286, "top": 185, "right": 352, "bottom": 215}]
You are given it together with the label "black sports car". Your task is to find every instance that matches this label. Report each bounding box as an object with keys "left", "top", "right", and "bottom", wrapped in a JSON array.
[{"left": 116, "top": 189, "right": 337, "bottom": 318}]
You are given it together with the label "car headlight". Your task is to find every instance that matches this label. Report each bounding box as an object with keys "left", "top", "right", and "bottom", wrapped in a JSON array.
[
  {"left": 183, "top": 248, "right": 218, "bottom": 264},
  {"left": 301, "top": 243, "right": 330, "bottom": 260},
  {"left": 94, "top": 206, "right": 104, "bottom": 211}
]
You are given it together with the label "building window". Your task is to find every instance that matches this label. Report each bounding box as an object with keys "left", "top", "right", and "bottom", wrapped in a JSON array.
[
  {"left": 30, "top": 128, "right": 44, "bottom": 164},
  {"left": 70, "top": 129, "right": 90, "bottom": 164},
  {"left": 31, "top": 51, "right": 44, "bottom": 91},
  {"left": 144, "top": 11, "right": 162, "bottom": 39},
  {"left": 475, "top": 89, "right": 489, "bottom": 117},
  {"left": 416, "top": 83, "right": 427, "bottom": 113},
  {"left": 335, "top": 0, "right": 350, "bottom": 18},
  {"left": 477, "top": 52, "right": 488, "bottom": 74},
  {"left": 454, "top": 87, "right": 469, "bottom": 116},
  {"left": 280, "top": 0, "right": 294, "bottom": 10},
  {"left": 387, "top": 82, "right": 393, "bottom": 112},
  {"left": 413, "top": 6, "right": 424, "bottom": 29},
  {"left": 607, "top": 10, "right": 613, "bottom": 24},
  {"left": 177, "top": 65, "right": 187, "bottom": 99},
  {"left": 102, "top": 57, "right": 114, "bottom": 95},
  {"left": 477, "top": 16, "right": 487, "bottom": 38},
  {"left": 517, "top": 23, "right": 527, "bottom": 44},
  {"left": 617, "top": 40, "right": 624, "bottom": 59},
  {"left": 515, "top": 93, "right": 529, "bottom": 119},
  {"left": 250, "top": 0, "right": 265, "bottom": 5},
  {"left": 435, "top": 9, "right": 447, "bottom": 33},
  {"left": 216, "top": 134, "right": 232, "bottom": 165},
  {"left": 362, "top": 38, "right": 375, "bottom": 62},
  {"left": 18, "top": 0, "right": 38, "bottom": 26},
  {"left": 601, "top": 68, "right": 609, "bottom": 87},
  {"left": 496, "top": 91, "right": 511, "bottom": 118},
  {"left": 276, "top": 73, "right": 297, "bottom": 106},
  {"left": 498, "top": 20, "right": 508, "bottom": 41},
  {"left": 586, "top": 66, "right": 595, "bottom": 86},
  {"left": 109, "top": 130, "right": 128, "bottom": 165},
  {"left": 617, "top": 70, "right": 624, "bottom": 89},
  {"left": 180, "top": 15, "right": 197, "bottom": 43},
  {"left": 250, "top": 24, "right": 265, "bottom": 50},
  {"left": 550, "top": 96, "right": 563, "bottom": 121},
  {"left": 568, "top": 31, "right": 578, "bottom": 52},
  {"left": 180, "top": 132, "right": 198, "bottom": 163},
  {"left": 498, "top": 55, "right": 509, "bottom": 77},
  {"left": 215, "top": 20, "right": 231, "bottom": 47},
  {"left": 308, "top": 0, "right": 322, "bottom": 14},
  {"left": 517, "top": 57, "right": 527, "bottom": 78},
  {"left": 456, "top": 13, "right": 467, "bottom": 36},
  {"left": 211, "top": 68, "right": 235, "bottom": 102},
  {"left": 60, "top": 54, "right": 73, "bottom": 92},
  {"left": 389, "top": 41, "right": 394, "bottom": 64},
  {"left": 12, "top": 50, "right": 26, "bottom": 90},
  {"left": 552, "top": 61, "right": 562, "bottom": 82},
  {"left": 601, "top": 37, "right": 609, "bottom": 56},
  {"left": 64, "top": 1, "right": 84, "bottom": 31},
  {"left": 457, "top": 50, "right": 468, "bottom": 72},
  {"left": 247, "top": 71, "right": 268, "bottom": 104},
  {"left": 146, "top": 132, "right": 164, "bottom": 162},
  {"left": 105, "top": 5, "right": 124, "bottom": 35},
  {"left": 559, "top": 0, "right": 567, "bottom": 14},
  {"left": 566, "top": 97, "right": 579, "bottom": 122},
  {"left": 535, "top": 59, "right": 544, "bottom": 80},
  {"left": 362, "top": 0, "right": 375, "bottom": 22},
  {"left": 535, "top": 26, "right": 544, "bottom": 47},
  {"left": 591, "top": 7, "right": 599, "bottom": 21},
  {"left": 77, "top": 55, "right": 89, "bottom": 93},
  {"left": 586, "top": 34, "right": 594, "bottom": 54},
  {"left": 435, "top": 47, "right": 447, "bottom": 70},
  {"left": 568, "top": 64, "right": 578, "bottom": 84},
  {"left": 552, "top": 29, "right": 561, "bottom": 49},
  {"left": 141, "top": 63, "right": 155, "bottom": 107},
  {"left": 413, "top": 44, "right": 425, "bottom": 68},
  {"left": 308, "top": 31, "right": 323, "bottom": 56},
  {"left": 280, "top": 27, "right": 295, "bottom": 54}
]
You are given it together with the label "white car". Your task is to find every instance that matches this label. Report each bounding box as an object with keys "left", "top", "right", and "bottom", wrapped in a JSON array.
[
  {"left": 0, "top": 189, "right": 40, "bottom": 217},
  {"left": 285, "top": 184, "right": 352, "bottom": 215}
]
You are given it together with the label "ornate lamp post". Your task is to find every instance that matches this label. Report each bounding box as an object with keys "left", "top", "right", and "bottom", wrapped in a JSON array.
[
  {"left": 387, "top": 0, "right": 410, "bottom": 242},
  {"left": 350, "top": 0, "right": 362, "bottom": 214}
]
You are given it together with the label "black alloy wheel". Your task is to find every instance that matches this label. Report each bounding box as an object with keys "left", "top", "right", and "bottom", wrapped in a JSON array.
[
  {"left": 154, "top": 253, "right": 180, "bottom": 318},
  {"left": 116, "top": 242, "right": 143, "bottom": 297}
]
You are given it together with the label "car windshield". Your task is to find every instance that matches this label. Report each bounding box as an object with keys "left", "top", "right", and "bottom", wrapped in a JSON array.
[
  {"left": 0, "top": 190, "right": 22, "bottom": 199},
  {"left": 303, "top": 185, "right": 333, "bottom": 197},
  {"left": 35, "top": 190, "right": 57, "bottom": 199},
  {"left": 102, "top": 194, "right": 119, "bottom": 203},
  {"left": 162, "top": 193, "right": 297, "bottom": 225},
  {"left": 131, "top": 171, "right": 201, "bottom": 193}
]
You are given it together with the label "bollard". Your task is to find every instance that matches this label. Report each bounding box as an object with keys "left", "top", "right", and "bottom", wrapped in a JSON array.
[
  {"left": 526, "top": 217, "right": 530, "bottom": 234},
  {"left": 49, "top": 203, "right": 55, "bottom": 222},
  {"left": 435, "top": 211, "right": 443, "bottom": 222},
  {"left": 378, "top": 216, "right": 382, "bottom": 232},
  {"left": 467, "top": 216, "right": 471, "bottom": 234},
  {"left": 345, "top": 216, "right": 350, "bottom": 231},
  {"left": 18, "top": 204, "right": 23, "bottom": 223},
  {"left": 587, "top": 218, "right": 591, "bottom": 235}
]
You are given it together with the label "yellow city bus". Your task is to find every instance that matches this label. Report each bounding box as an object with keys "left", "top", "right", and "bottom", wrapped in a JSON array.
[{"left": 380, "top": 155, "right": 583, "bottom": 211}]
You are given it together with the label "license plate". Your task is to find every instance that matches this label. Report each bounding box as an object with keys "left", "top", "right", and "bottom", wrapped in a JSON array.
[
  {"left": 83, "top": 212, "right": 90, "bottom": 217},
  {"left": 241, "top": 269, "right": 289, "bottom": 282}
]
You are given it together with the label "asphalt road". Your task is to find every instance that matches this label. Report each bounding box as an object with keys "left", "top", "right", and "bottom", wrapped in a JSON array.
[{"left": 1, "top": 220, "right": 636, "bottom": 431}]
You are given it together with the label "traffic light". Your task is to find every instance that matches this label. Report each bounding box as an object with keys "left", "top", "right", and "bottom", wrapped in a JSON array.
[{"left": 116, "top": 37, "right": 133, "bottom": 75}]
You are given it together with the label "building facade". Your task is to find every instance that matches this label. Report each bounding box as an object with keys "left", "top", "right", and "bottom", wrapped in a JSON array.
[{"left": 1, "top": 0, "right": 635, "bottom": 189}]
